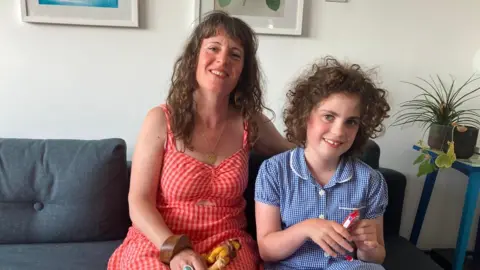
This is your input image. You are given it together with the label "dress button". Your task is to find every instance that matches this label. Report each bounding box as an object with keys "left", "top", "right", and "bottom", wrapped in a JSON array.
[
  {"left": 319, "top": 189, "right": 325, "bottom": 196},
  {"left": 319, "top": 214, "right": 325, "bottom": 219},
  {"left": 33, "top": 202, "right": 44, "bottom": 211},
  {"left": 324, "top": 252, "right": 330, "bottom": 257}
]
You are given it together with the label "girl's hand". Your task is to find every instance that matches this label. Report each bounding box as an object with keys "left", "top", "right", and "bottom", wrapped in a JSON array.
[
  {"left": 170, "top": 249, "right": 208, "bottom": 270},
  {"left": 350, "top": 219, "right": 379, "bottom": 251},
  {"left": 304, "top": 218, "right": 354, "bottom": 257}
]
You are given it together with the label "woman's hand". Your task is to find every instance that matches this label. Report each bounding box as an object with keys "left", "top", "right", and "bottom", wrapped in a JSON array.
[
  {"left": 304, "top": 218, "right": 354, "bottom": 257},
  {"left": 350, "top": 219, "right": 379, "bottom": 251},
  {"left": 170, "top": 249, "right": 207, "bottom": 270}
]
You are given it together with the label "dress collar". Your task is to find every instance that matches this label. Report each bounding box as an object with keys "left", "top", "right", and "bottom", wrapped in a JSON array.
[{"left": 289, "top": 147, "right": 353, "bottom": 187}]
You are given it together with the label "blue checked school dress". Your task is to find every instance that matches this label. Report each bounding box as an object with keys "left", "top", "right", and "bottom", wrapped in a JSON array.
[{"left": 254, "top": 147, "right": 388, "bottom": 270}]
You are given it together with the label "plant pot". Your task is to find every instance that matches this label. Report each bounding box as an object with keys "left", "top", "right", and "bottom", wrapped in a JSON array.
[
  {"left": 452, "top": 126, "right": 479, "bottom": 159},
  {"left": 428, "top": 123, "right": 479, "bottom": 159},
  {"left": 427, "top": 124, "right": 451, "bottom": 150}
]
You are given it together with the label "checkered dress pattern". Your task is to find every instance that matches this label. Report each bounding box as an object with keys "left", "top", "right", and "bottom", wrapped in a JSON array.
[
  {"left": 255, "top": 147, "right": 388, "bottom": 270},
  {"left": 108, "top": 105, "right": 260, "bottom": 269}
]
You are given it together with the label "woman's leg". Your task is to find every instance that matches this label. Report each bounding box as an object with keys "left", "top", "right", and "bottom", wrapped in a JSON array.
[
  {"left": 107, "top": 234, "right": 169, "bottom": 270},
  {"left": 225, "top": 240, "right": 260, "bottom": 270}
]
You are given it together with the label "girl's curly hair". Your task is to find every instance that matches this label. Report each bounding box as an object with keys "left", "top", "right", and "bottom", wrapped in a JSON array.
[
  {"left": 166, "top": 11, "right": 269, "bottom": 150},
  {"left": 283, "top": 56, "right": 390, "bottom": 157}
]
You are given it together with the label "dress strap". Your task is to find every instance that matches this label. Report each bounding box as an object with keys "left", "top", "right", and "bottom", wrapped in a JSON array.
[
  {"left": 160, "top": 104, "right": 176, "bottom": 151},
  {"left": 242, "top": 120, "right": 249, "bottom": 150}
]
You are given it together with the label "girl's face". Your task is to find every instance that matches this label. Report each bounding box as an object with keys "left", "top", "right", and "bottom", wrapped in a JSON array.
[
  {"left": 305, "top": 93, "right": 361, "bottom": 161},
  {"left": 195, "top": 28, "right": 244, "bottom": 97}
]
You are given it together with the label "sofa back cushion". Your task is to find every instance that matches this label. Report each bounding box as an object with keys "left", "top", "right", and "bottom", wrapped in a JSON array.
[{"left": 0, "top": 138, "right": 130, "bottom": 244}]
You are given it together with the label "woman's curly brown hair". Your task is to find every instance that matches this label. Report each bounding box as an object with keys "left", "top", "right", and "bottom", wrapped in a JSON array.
[
  {"left": 283, "top": 56, "right": 390, "bottom": 157},
  {"left": 166, "top": 11, "right": 269, "bottom": 150}
]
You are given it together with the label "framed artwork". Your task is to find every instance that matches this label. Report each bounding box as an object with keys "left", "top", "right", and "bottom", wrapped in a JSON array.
[
  {"left": 195, "top": 0, "right": 304, "bottom": 36},
  {"left": 20, "top": 0, "right": 139, "bottom": 28}
]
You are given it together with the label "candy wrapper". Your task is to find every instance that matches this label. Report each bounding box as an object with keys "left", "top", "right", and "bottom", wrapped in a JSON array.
[{"left": 341, "top": 210, "right": 360, "bottom": 261}]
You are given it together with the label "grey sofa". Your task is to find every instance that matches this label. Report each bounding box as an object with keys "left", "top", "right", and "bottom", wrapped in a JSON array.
[
  {"left": 0, "top": 138, "right": 441, "bottom": 269},
  {"left": 0, "top": 138, "right": 130, "bottom": 269}
]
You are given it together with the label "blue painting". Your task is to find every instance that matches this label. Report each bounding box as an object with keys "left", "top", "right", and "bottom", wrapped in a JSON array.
[{"left": 38, "top": 0, "right": 119, "bottom": 8}]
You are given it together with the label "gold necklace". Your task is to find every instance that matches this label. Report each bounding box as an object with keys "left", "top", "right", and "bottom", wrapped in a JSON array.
[{"left": 201, "top": 121, "right": 227, "bottom": 165}]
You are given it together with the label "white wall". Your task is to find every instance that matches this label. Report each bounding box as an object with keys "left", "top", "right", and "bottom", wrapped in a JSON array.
[{"left": 1, "top": 0, "right": 480, "bottom": 250}]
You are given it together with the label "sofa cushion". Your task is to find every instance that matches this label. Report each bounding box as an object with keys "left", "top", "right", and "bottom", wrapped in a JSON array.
[
  {"left": 0, "top": 240, "right": 122, "bottom": 270},
  {"left": 0, "top": 138, "right": 130, "bottom": 244},
  {"left": 383, "top": 235, "right": 442, "bottom": 270}
]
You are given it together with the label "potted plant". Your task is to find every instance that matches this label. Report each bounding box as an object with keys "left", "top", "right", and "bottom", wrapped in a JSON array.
[{"left": 391, "top": 74, "right": 480, "bottom": 176}]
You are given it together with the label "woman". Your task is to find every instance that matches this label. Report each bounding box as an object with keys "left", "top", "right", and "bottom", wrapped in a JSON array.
[{"left": 108, "top": 11, "right": 293, "bottom": 270}]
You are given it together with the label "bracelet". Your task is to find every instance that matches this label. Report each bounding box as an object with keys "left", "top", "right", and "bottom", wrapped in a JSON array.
[{"left": 159, "top": 234, "right": 193, "bottom": 264}]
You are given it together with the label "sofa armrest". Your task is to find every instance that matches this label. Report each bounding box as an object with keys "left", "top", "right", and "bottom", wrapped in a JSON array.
[
  {"left": 379, "top": 167, "right": 406, "bottom": 236},
  {"left": 127, "top": 161, "right": 132, "bottom": 181},
  {"left": 361, "top": 140, "right": 381, "bottom": 169}
]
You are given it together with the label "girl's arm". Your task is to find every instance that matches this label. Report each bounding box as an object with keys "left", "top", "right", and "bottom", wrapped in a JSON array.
[
  {"left": 353, "top": 169, "right": 388, "bottom": 263},
  {"left": 255, "top": 202, "right": 354, "bottom": 262},
  {"left": 354, "top": 216, "right": 386, "bottom": 264},
  {"left": 128, "top": 107, "right": 174, "bottom": 249},
  {"left": 255, "top": 202, "right": 310, "bottom": 261},
  {"left": 254, "top": 157, "right": 354, "bottom": 262}
]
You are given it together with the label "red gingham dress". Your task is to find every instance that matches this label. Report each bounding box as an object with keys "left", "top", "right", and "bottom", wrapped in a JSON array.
[{"left": 108, "top": 105, "right": 260, "bottom": 269}]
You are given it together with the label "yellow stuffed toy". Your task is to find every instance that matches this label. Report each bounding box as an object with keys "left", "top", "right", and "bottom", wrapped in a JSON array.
[{"left": 202, "top": 239, "right": 241, "bottom": 270}]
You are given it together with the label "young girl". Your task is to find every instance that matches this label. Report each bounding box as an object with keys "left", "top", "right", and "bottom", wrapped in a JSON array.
[{"left": 254, "top": 56, "right": 391, "bottom": 270}]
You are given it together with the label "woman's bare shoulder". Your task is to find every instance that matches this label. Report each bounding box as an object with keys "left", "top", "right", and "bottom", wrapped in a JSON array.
[{"left": 138, "top": 105, "right": 169, "bottom": 144}]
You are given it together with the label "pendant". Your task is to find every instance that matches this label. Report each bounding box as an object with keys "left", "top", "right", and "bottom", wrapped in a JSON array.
[{"left": 206, "top": 153, "right": 217, "bottom": 165}]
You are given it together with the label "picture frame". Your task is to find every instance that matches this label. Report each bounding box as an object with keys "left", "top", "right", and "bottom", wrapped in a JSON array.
[
  {"left": 20, "top": 0, "right": 139, "bottom": 28},
  {"left": 194, "top": 0, "right": 304, "bottom": 36}
]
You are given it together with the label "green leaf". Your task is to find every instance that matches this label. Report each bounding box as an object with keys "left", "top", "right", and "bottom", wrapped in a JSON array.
[
  {"left": 417, "top": 160, "right": 436, "bottom": 177},
  {"left": 437, "top": 75, "right": 451, "bottom": 105},
  {"left": 446, "top": 75, "right": 456, "bottom": 105},
  {"left": 266, "top": 0, "right": 280, "bottom": 11},
  {"left": 217, "top": 0, "right": 232, "bottom": 7},
  {"left": 413, "top": 153, "right": 426, "bottom": 165},
  {"left": 419, "top": 77, "right": 445, "bottom": 103},
  {"left": 452, "top": 85, "right": 480, "bottom": 108},
  {"left": 435, "top": 153, "right": 454, "bottom": 168},
  {"left": 455, "top": 94, "right": 480, "bottom": 109},
  {"left": 401, "top": 81, "right": 441, "bottom": 105},
  {"left": 449, "top": 74, "right": 480, "bottom": 105}
]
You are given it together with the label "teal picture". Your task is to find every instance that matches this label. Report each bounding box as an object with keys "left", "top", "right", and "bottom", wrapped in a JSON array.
[{"left": 38, "top": 0, "right": 119, "bottom": 8}]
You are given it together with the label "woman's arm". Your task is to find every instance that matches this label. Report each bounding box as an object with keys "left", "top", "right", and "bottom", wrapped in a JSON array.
[
  {"left": 255, "top": 202, "right": 310, "bottom": 261},
  {"left": 127, "top": 106, "right": 173, "bottom": 250},
  {"left": 354, "top": 216, "right": 386, "bottom": 264},
  {"left": 253, "top": 113, "right": 295, "bottom": 156}
]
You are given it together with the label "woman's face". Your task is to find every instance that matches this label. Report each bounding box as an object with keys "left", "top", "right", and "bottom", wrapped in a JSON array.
[{"left": 195, "top": 28, "right": 244, "bottom": 97}]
